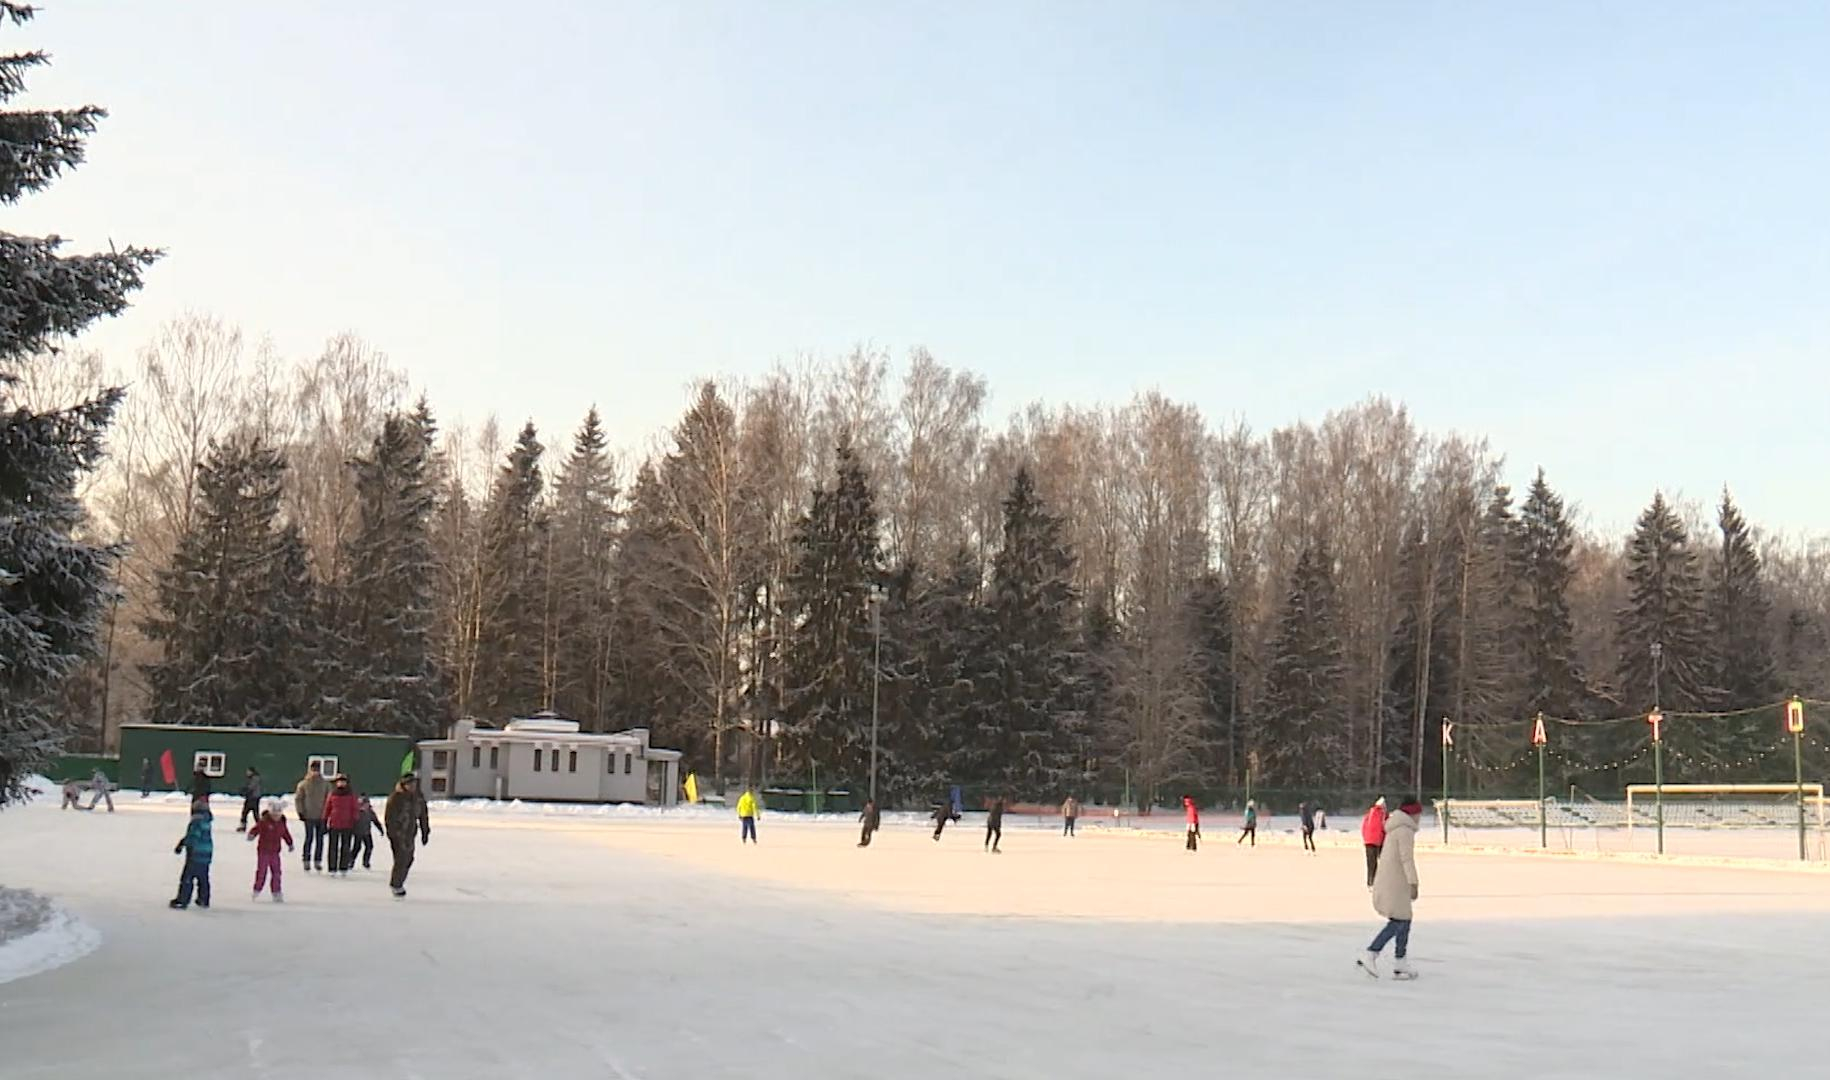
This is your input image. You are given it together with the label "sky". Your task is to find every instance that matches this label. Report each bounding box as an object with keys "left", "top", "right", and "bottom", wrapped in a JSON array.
[{"left": 13, "top": 2, "right": 1830, "bottom": 538}]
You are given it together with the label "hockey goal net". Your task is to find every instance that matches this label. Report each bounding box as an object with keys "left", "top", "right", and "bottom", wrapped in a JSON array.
[{"left": 1624, "top": 784, "right": 1827, "bottom": 833}]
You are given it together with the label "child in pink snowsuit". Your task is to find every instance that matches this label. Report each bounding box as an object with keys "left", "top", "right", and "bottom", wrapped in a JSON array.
[{"left": 247, "top": 801, "right": 294, "bottom": 901}]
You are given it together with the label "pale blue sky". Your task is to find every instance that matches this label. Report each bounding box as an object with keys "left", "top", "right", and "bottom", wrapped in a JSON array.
[{"left": 15, "top": 2, "right": 1830, "bottom": 536}]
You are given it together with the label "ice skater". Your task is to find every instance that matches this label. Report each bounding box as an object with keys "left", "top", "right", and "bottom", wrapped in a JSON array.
[
  {"left": 170, "top": 798, "right": 214, "bottom": 910},
  {"left": 85, "top": 768, "right": 114, "bottom": 812},
  {"left": 1358, "top": 797, "right": 1422, "bottom": 980},
  {"left": 139, "top": 757, "right": 154, "bottom": 797},
  {"left": 1183, "top": 795, "right": 1201, "bottom": 852},
  {"left": 1299, "top": 801, "right": 1317, "bottom": 853},
  {"left": 247, "top": 800, "right": 294, "bottom": 901},
  {"left": 384, "top": 774, "right": 431, "bottom": 898},
  {"left": 237, "top": 767, "right": 262, "bottom": 831},
  {"left": 324, "top": 774, "right": 359, "bottom": 875},
  {"left": 737, "top": 788, "right": 760, "bottom": 844},
  {"left": 1062, "top": 795, "right": 1079, "bottom": 837},
  {"left": 1361, "top": 797, "right": 1387, "bottom": 889},
  {"left": 931, "top": 799, "right": 959, "bottom": 841},
  {"left": 293, "top": 762, "right": 330, "bottom": 871},
  {"left": 1237, "top": 800, "right": 1257, "bottom": 846},
  {"left": 858, "top": 798, "right": 880, "bottom": 847},
  {"left": 60, "top": 778, "right": 82, "bottom": 810},
  {"left": 984, "top": 796, "right": 1006, "bottom": 853},
  {"left": 356, "top": 795, "right": 383, "bottom": 869}
]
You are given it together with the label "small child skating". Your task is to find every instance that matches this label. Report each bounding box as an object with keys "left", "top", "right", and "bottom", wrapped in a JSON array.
[
  {"left": 355, "top": 796, "right": 383, "bottom": 869},
  {"left": 61, "top": 778, "right": 83, "bottom": 810},
  {"left": 171, "top": 799, "right": 214, "bottom": 910},
  {"left": 247, "top": 800, "right": 294, "bottom": 901},
  {"left": 1183, "top": 795, "right": 1201, "bottom": 852},
  {"left": 1299, "top": 801, "right": 1317, "bottom": 853},
  {"left": 1237, "top": 800, "right": 1257, "bottom": 846},
  {"left": 984, "top": 797, "right": 1005, "bottom": 853}
]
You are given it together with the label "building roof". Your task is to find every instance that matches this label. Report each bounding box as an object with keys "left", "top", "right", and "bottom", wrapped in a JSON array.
[{"left": 119, "top": 723, "right": 410, "bottom": 741}]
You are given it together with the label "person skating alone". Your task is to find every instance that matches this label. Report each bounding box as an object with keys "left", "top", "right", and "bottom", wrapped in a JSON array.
[
  {"left": 1361, "top": 797, "right": 1388, "bottom": 890},
  {"left": 1299, "top": 801, "right": 1317, "bottom": 853},
  {"left": 384, "top": 774, "right": 431, "bottom": 898},
  {"left": 293, "top": 762, "right": 330, "bottom": 872},
  {"left": 984, "top": 797, "right": 1006, "bottom": 853},
  {"left": 1358, "top": 797, "right": 1423, "bottom": 980},
  {"left": 1237, "top": 800, "right": 1257, "bottom": 846},
  {"left": 247, "top": 800, "right": 294, "bottom": 901},
  {"left": 355, "top": 796, "right": 383, "bottom": 869},
  {"left": 1316, "top": 806, "right": 1328, "bottom": 831},
  {"left": 237, "top": 767, "right": 262, "bottom": 832},
  {"left": 930, "top": 799, "right": 959, "bottom": 841},
  {"left": 323, "top": 774, "right": 360, "bottom": 875},
  {"left": 736, "top": 789, "right": 760, "bottom": 844},
  {"left": 1062, "top": 795, "right": 1080, "bottom": 837},
  {"left": 858, "top": 798, "right": 880, "bottom": 847},
  {"left": 85, "top": 768, "right": 114, "bottom": 812},
  {"left": 1183, "top": 795, "right": 1201, "bottom": 852},
  {"left": 170, "top": 798, "right": 214, "bottom": 910},
  {"left": 139, "top": 757, "right": 154, "bottom": 797}
]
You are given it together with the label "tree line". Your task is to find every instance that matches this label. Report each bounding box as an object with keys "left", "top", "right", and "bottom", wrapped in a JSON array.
[{"left": 19, "top": 329, "right": 1828, "bottom": 806}]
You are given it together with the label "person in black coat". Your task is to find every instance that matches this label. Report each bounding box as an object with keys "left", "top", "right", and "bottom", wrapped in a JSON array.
[
  {"left": 984, "top": 797, "right": 1006, "bottom": 853},
  {"left": 930, "top": 800, "right": 959, "bottom": 841},
  {"left": 858, "top": 799, "right": 881, "bottom": 847}
]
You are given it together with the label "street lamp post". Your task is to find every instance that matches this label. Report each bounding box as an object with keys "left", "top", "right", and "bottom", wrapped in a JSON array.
[
  {"left": 867, "top": 585, "right": 884, "bottom": 805},
  {"left": 1651, "top": 641, "right": 1665, "bottom": 855}
]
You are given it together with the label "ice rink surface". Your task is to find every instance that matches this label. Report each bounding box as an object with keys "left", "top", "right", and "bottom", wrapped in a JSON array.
[{"left": 3, "top": 798, "right": 1827, "bottom": 1078}]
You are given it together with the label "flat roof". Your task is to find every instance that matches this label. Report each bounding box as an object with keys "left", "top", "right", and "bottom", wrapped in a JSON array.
[{"left": 119, "top": 724, "right": 410, "bottom": 741}]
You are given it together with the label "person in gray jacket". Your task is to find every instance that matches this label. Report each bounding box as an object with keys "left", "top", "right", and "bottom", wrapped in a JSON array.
[
  {"left": 1357, "top": 797, "right": 1423, "bottom": 980},
  {"left": 238, "top": 767, "right": 262, "bottom": 832},
  {"left": 292, "top": 763, "right": 331, "bottom": 871}
]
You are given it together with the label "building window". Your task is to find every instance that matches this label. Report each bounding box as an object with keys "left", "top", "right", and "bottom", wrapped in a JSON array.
[
  {"left": 550, "top": 748, "right": 560, "bottom": 772},
  {"left": 433, "top": 750, "right": 449, "bottom": 769},
  {"left": 307, "top": 755, "right": 339, "bottom": 779},
  {"left": 534, "top": 750, "right": 543, "bottom": 773},
  {"left": 607, "top": 753, "right": 615, "bottom": 775},
  {"left": 623, "top": 753, "right": 632, "bottom": 775},
  {"left": 194, "top": 751, "right": 226, "bottom": 778},
  {"left": 471, "top": 746, "right": 481, "bottom": 769},
  {"left": 568, "top": 750, "right": 578, "bottom": 773},
  {"left": 489, "top": 746, "right": 499, "bottom": 769},
  {"left": 431, "top": 776, "right": 448, "bottom": 794}
]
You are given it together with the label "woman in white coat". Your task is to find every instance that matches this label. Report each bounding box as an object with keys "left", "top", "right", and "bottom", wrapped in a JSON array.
[{"left": 1357, "top": 797, "right": 1422, "bottom": 979}]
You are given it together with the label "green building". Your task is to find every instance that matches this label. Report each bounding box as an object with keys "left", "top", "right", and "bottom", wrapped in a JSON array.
[{"left": 117, "top": 724, "right": 415, "bottom": 798}]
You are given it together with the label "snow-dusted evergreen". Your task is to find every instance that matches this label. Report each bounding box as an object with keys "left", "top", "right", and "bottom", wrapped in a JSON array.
[
  {"left": 980, "top": 468, "right": 1084, "bottom": 798},
  {"left": 471, "top": 422, "right": 548, "bottom": 718},
  {"left": 781, "top": 441, "right": 885, "bottom": 787},
  {"left": 1519, "top": 470, "right": 1592, "bottom": 719},
  {"left": 545, "top": 408, "right": 619, "bottom": 728},
  {"left": 1616, "top": 492, "right": 1714, "bottom": 714},
  {"left": 141, "top": 438, "right": 309, "bottom": 727},
  {"left": 332, "top": 410, "right": 445, "bottom": 736},
  {"left": 0, "top": 3, "right": 157, "bottom": 804},
  {"left": 1708, "top": 490, "right": 1777, "bottom": 710},
  {"left": 1259, "top": 545, "right": 1348, "bottom": 787}
]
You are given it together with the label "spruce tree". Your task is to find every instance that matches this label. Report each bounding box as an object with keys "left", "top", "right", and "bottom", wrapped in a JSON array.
[
  {"left": 899, "top": 548, "right": 990, "bottom": 802},
  {"left": 1519, "top": 470, "right": 1591, "bottom": 719},
  {"left": 0, "top": 4, "right": 158, "bottom": 803},
  {"left": 1259, "top": 545, "right": 1349, "bottom": 787},
  {"left": 781, "top": 442, "right": 885, "bottom": 787},
  {"left": 548, "top": 409, "right": 619, "bottom": 727},
  {"left": 142, "top": 438, "right": 300, "bottom": 727},
  {"left": 337, "top": 412, "right": 445, "bottom": 736},
  {"left": 1185, "top": 573, "right": 1236, "bottom": 784},
  {"left": 1709, "top": 490, "right": 1777, "bottom": 710},
  {"left": 1617, "top": 492, "right": 1714, "bottom": 714},
  {"left": 980, "top": 468, "right": 1083, "bottom": 798},
  {"left": 604, "top": 463, "right": 700, "bottom": 754},
  {"left": 471, "top": 422, "right": 547, "bottom": 718}
]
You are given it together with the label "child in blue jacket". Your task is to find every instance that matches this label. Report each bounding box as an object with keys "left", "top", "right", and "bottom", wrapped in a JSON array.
[{"left": 171, "top": 799, "right": 214, "bottom": 910}]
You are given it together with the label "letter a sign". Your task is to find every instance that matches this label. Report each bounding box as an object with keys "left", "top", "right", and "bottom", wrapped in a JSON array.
[
  {"left": 1441, "top": 720, "right": 1454, "bottom": 748},
  {"left": 1531, "top": 716, "right": 1547, "bottom": 747}
]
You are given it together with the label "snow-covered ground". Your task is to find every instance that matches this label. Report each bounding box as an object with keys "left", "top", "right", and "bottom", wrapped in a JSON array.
[{"left": 2, "top": 794, "right": 1825, "bottom": 1078}]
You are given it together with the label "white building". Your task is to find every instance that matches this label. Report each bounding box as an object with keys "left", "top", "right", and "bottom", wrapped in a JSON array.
[{"left": 418, "top": 714, "right": 682, "bottom": 805}]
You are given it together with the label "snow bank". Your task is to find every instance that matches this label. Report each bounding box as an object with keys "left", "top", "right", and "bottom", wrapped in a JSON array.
[
  {"left": 22, "top": 774, "right": 56, "bottom": 800},
  {"left": 0, "top": 887, "right": 100, "bottom": 986}
]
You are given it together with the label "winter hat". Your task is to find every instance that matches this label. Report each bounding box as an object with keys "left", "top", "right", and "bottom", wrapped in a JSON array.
[
  {"left": 1399, "top": 798, "right": 1424, "bottom": 815},
  {"left": 1375, "top": 796, "right": 1386, "bottom": 807},
  {"left": 266, "top": 799, "right": 283, "bottom": 817}
]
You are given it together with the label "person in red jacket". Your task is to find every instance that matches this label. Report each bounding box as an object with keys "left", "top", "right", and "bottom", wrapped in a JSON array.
[
  {"left": 247, "top": 801, "right": 295, "bottom": 902},
  {"left": 1361, "top": 796, "right": 1388, "bottom": 889},
  {"left": 323, "top": 775, "right": 361, "bottom": 877},
  {"left": 1183, "top": 795, "right": 1201, "bottom": 852}
]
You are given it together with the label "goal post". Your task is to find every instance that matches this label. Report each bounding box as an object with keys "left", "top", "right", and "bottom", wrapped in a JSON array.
[{"left": 1624, "top": 783, "right": 1826, "bottom": 836}]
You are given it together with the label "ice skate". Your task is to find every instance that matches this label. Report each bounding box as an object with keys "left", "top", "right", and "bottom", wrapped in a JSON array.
[
  {"left": 1391, "top": 957, "right": 1417, "bottom": 981},
  {"left": 1356, "top": 951, "right": 1380, "bottom": 978},
  {"left": 273, "top": 893, "right": 283, "bottom": 903},
  {"left": 392, "top": 886, "right": 406, "bottom": 899}
]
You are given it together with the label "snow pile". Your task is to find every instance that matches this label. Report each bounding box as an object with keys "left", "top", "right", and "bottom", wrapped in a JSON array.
[
  {"left": 22, "top": 774, "right": 56, "bottom": 800},
  {"left": 0, "top": 886, "right": 100, "bottom": 986}
]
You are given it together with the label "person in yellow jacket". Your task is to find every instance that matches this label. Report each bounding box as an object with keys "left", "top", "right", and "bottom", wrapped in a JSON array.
[{"left": 736, "top": 789, "right": 759, "bottom": 844}]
